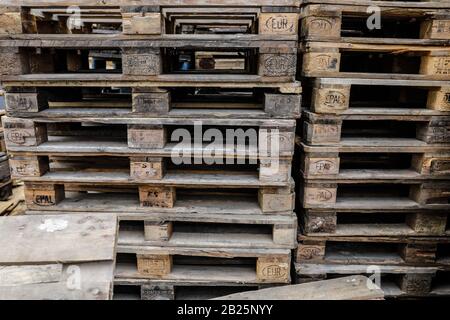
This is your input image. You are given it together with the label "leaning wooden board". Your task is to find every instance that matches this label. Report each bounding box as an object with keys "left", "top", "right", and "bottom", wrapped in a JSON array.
[{"left": 0, "top": 213, "right": 117, "bottom": 300}]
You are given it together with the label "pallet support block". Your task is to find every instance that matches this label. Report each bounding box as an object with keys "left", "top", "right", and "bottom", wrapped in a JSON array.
[
  {"left": 302, "top": 183, "right": 337, "bottom": 207},
  {"left": 137, "top": 254, "right": 173, "bottom": 277},
  {"left": 412, "top": 153, "right": 450, "bottom": 176},
  {"left": 311, "top": 84, "right": 350, "bottom": 114},
  {"left": 141, "top": 285, "right": 175, "bottom": 300},
  {"left": 144, "top": 221, "right": 173, "bottom": 242},
  {"left": 302, "top": 211, "right": 337, "bottom": 234},
  {"left": 420, "top": 52, "right": 450, "bottom": 76},
  {"left": 122, "top": 48, "right": 161, "bottom": 76},
  {"left": 401, "top": 243, "right": 437, "bottom": 264},
  {"left": 302, "top": 49, "right": 340, "bottom": 75},
  {"left": 0, "top": 8, "right": 22, "bottom": 34},
  {"left": 3, "top": 118, "right": 47, "bottom": 148},
  {"left": 25, "top": 183, "right": 65, "bottom": 207},
  {"left": 272, "top": 223, "right": 297, "bottom": 247},
  {"left": 258, "top": 186, "right": 295, "bottom": 213},
  {"left": 259, "top": 158, "right": 291, "bottom": 183},
  {"left": 256, "top": 256, "right": 290, "bottom": 283},
  {"left": 122, "top": 7, "right": 162, "bottom": 35},
  {"left": 410, "top": 182, "right": 450, "bottom": 205},
  {"left": 304, "top": 119, "right": 342, "bottom": 144},
  {"left": 427, "top": 87, "right": 450, "bottom": 111},
  {"left": 420, "top": 18, "right": 450, "bottom": 40},
  {"left": 399, "top": 273, "right": 433, "bottom": 295},
  {"left": 5, "top": 89, "right": 48, "bottom": 113},
  {"left": 258, "top": 48, "right": 296, "bottom": 78},
  {"left": 132, "top": 88, "right": 171, "bottom": 114},
  {"left": 130, "top": 157, "right": 166, "bottom": 180},
  {"left": 139, "top": 186, "right": 176, "bottom": 208},
  {"left": 416, "top": 118, "right": 450, "bottom": 144},
  {"left": 406, "top": 212, "right": 448, "bottom": 235},
  {"left": 301, "top": 12, "right": 341, "bottom": 40},
  {"left": 302, "top": 153, "right": 340, "bottom": 176},
  {"left": 296, "top": 240, "right": 326, "bottom": 262},
  {"left": 9, "top": 155, "right": 49, "bottom": 178},
  {"left": 0, "top": 47, "right": 29, "bottom": 75},
  {"left": 264, "top": 93, "right": 301, "bottom": 118},
  {"left": 128, "top": 125, "right": 167, "bottom": 149},
  {"left": 259, "top": 13, "right": 298, "bottom": 35},
  {"left": 259, "top": 127, "right": 295, "bottom": 155}
]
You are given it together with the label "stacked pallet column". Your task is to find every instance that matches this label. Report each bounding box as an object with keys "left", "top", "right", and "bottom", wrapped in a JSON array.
[
  {"left": 0, "top": 2, "right": 302, "bottom": 299},
  {"left": 296, "top": 1, "right": 450, "bottom": 298}
]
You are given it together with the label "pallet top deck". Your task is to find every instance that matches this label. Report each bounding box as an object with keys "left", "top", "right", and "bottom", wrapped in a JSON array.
[{"left": 1, "top": 1, "right": 301, "bottom": 7}]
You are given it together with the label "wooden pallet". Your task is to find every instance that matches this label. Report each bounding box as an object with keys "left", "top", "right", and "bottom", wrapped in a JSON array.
[
  {"left": 115, "top": 246, "right": 292, "bottom": 284},
  {"left": 0, "top": 213, "right": 116, "bottom": 300},
  {"left": 0, "top": 42, "right": 298, "bottom": 83},
  {"left": 296, "top": 235, "right": 450, "bottom": 267},
  {"left": 303, "top": 78, "right": 450, "bottom": 114},
  {"left": 302, "top": 111, "right": 450, "bottom": 146},
  {"left": 0, "top": 4, "right": 299, "bottom": 37},
  {"left": 2, "top": 116, "right": 296, "bottom": 157},
  {"left": 294, "top": 264, "right": 450, "bottom": 298},
  {"left": 3, "top": 86, "right": 302, "bottom": 119},
  {"left": 299, "top": 178, "right": 450, "bottom": 210},
  {"left": 117, "top": 212, "right": 297, "bottom": 249},
  {"left": 301, "top": 42, "right": 450, "bottom": 80},
  {"left": 300, "top": 4, "right": 450, "bottom": 43},
  {"left": 23, "top": 179, "right": 295, "bottom": 214},
  {"left": 299, "top": 140, "right": 450, "bottom": 179},
  {"left": 300, "top": 209, "right": 449, "bottom": 237}
]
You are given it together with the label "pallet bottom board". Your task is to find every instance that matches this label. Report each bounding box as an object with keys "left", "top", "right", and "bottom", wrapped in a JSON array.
[
  {"left": 119, "top": 229, "right": 277, "bottom": 249},
  {"left": 116, "top": 262, "right": 264, "bottom": 284},
  {"left": 26, "top": 193, "right": 266, "bottom": 215},
  {"left": 307, "top": 224, "right": 450, "bottom": 237},
  {"left": 305, "top": 197, "right": 441, "bottom": 210}
]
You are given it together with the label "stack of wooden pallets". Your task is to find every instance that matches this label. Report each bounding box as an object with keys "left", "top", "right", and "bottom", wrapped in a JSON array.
[
  {"left": 295, "top": 0, "right": 450, "bottom": 298},
  {"left": 0, "top": 1, "right": 302, "bottom": 300}
]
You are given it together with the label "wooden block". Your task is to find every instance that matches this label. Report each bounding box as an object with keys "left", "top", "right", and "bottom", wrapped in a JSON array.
[
  {"left": 401, "top": 243, "right": 437, "bottom": 264},
  {"left": 406, "top": 212, "right": 447, "bottom": 235},
  {"left": 302, "top": 211, "right": 337, "bottom": 234},
  {"left": 137, "top": 254, "right": 172, "bottom": 277},
  {"left": 29, "top": 50, "right": 55, "bottom": 73},
  {"left": 416, "top": 118, "right": 450, "bottom": 144},
  {"left": 304, "top": 121, "right": 342, "bottom": 144},
  {"left": 410, "top": 182, "right": 450, "bottom": 205},
  {"left": 130, "top": 157, "right": 165, "bottom": 180},
  {"left": 139, "top": 186, "right": 176, "bottom": 208},
  {"left": 0, "top": 47, "right": 29, "bottom": 75},
  {"left": 259, "top": 53, "right": 296, "bottom": 78},
  {"left": 272, "top": 223, "right": 297, "bottom": 246},
  {"left": 420, "top": 19, "right": 450, "bottom": 40},
  {"left": 302, "top": 183, "right": 337, "bottom": 207},
  {"left": 144, "top": 221, "right": 173, "bottom": 242},
  {"left": 296, "top": 240, "right": 326, "bottom": 261},
  {"left": 264, "top": 93, "right": 301, "bottom": 118},
  {"left": 427, "top": 87, "right": 450, "bottom": 111},
  {"left": 0, "top": 10, "right": 22, "bottom": 34},
  {"left": 9, "top": 155, "right": 49, "bottom": 178},
  {"left": 259, "top": 128, "right": 295, "bottom": 155},
  {"left": 302, "top": 154, "right": 340, "bottom": 176},
  {"left": 412, "top": 153, "right": 450, "bottom": 176},
  {"left": 141, "top": 285, "right": 174, "bottom": 300},
  {"left": 256, "top": 256, "right": 290, "bottom": 283},
  {"left": 25, "top": 183, "right": 64, "bottom": 207},
  {"left": 399, "top": 274, "right": 433, "bottom": 295},
  {"left": 5, "top": 92, "right": 48, "bottom": 113},
  {"left": 301, "top": 15, "right": 341, "bottom": 40},
  {"left": 132, "top": 89, "right": 170, "bottom": 114},
  {"left": 420, "top": 54, "right": 450, "bottom": 76},
  {"left": 122, "top": 48, "right": 161, "bottom": 76},
  {"left": 3, "top": 118, "right": 47, "bottom": 147},
  {"left": 259, "top": 158, "right": 291, "bottom": 183},
  {"left": 259, "top": 13, "right": 298, "bottom": 35},
  {"left": 302, "top": 51, "right": 341, "bottom": 75},
  {"left": 311, "top": 84, "right": 350, "bottom": 114},
  {"left": 128, "top": 125, "right": 167, "bottom": 149},
  {"left": 258, "top": 187, "right": 295, "bottom": 213},
  {"left": 122, "top": 12, "right": 162, "bottom": 35}
]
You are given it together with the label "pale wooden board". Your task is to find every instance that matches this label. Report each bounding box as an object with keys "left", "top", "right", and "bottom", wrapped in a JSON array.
[
  {"left": 0, "top": 262, "right": 114, "bottom": 300},
  {"left": 213, "top": 276, "right": 384, "bottom": 300},
  {"left": 0, "top": 213, "right": 117, "bottom": 264}
]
